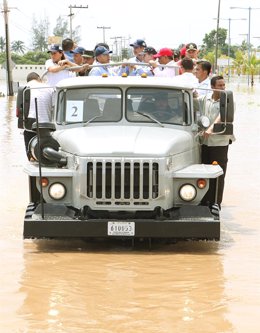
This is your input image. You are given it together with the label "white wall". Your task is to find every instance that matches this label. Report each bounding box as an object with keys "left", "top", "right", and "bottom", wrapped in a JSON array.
[{"left": 0, "top": 65, "right": 46, "bottom": 82}]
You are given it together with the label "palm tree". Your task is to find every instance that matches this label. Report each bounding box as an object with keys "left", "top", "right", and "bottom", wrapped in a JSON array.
[
  {"left": 11, "top": 40, "right": 26, "bottom": 54},
  {"left": 232, "top": 50, "right": 247, "bottom": 77},
  {"left": 247, "top": 54, "right": 260, "bottom": 86}
]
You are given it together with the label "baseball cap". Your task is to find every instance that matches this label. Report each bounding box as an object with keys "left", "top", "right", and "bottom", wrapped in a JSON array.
[
  {"left": 153, "top": 48, "right": 173, "bottom": 58},
  {"left": 94, "top": 46, "right": 112, "bottom": 57},
  {"left": 140, "top": 46, "right": 157, "bottom": 55},
  {"left": 82, "top": 50, "right": 94, "bottom": 58},
  {"left": 94, "top": 42, "right": 110, "bottom": 50},
  {"left": 180, "top": 46, "right": 187, "bottom": 56},
  {"left": 130, "top": 39, "right": 147, "bottom": 48},
  {"left": 186, "top": 43, "right": 198, "bottom": 51},
  {"left": 47, "top": 44, "right": 63, "bottom": 53},
  {"left": 70, "top": 46, "right": 86, "bottom": 55}
]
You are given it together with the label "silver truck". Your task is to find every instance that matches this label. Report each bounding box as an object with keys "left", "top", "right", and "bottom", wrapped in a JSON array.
[{"left": 17, "top": 76, "right": 234, "bottom": 241}]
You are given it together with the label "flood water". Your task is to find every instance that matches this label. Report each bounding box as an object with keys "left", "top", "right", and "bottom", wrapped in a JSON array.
[{"left": 0, "top": 79, "right": 259, "bottom": 333}]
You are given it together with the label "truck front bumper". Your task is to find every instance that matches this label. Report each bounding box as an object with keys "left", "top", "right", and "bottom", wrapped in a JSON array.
[{"left": 23, "top": 203, "right": 220, "bottom": 241}]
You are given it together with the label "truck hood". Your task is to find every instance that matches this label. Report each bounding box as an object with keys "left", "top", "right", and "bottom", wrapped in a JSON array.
[{"left": 54, "top": 126, "right": 193, "bottom": 157}]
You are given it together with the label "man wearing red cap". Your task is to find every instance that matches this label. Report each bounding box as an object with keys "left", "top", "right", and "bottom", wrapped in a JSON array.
[{"left": 149, "top": 48, "right": 178, "bottom": 77}]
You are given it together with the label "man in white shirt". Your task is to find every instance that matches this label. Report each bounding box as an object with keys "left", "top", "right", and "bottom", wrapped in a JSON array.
[
  {"left": 198, "top": 75, "right": 235, "bottom": 208},
  {"left": 149, "top": 48, "right": 178, "bottom": 77},
  {"left": 175, "top": 57, "right": 198, "bottom": 86},
  {"left": 23, "top": 72, "right": 54, "bottom": 159},
  {"left": 194, "top": 60, "right": 212, "bottom": 96}
]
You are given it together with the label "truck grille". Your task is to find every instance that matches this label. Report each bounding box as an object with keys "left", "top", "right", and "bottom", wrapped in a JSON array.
[{"left": 86, "top": 161, "right": 159, "bottom": 205}]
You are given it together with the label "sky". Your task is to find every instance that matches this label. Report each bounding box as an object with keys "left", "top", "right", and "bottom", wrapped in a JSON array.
[{"left": 1, "top": 0, "right": 260, "bottom": 52}]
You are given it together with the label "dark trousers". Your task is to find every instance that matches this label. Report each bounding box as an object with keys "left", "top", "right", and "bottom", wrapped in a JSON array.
[
  {"left": 201, "top": 144, "right": 229, "bottom": 206},
  {"left": 24, "top": 130, "right": 36, "bottom": 160}
]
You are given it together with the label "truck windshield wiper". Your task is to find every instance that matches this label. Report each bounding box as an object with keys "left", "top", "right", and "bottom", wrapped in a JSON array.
[
  {"left": 135, "top": 111, "right": 164, "bottom": 127},
  {"left": 83, "top": 115, "right": 103, "bottom": 126}
]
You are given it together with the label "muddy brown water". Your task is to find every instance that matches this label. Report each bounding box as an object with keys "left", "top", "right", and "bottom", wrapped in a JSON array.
[{"left": 0, "top": 81, "right": 259, "bottom": 333}]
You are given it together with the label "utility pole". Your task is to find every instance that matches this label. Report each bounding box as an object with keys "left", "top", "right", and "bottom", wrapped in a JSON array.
[
  {"left": 68, "top": 5, "right": 88, "bottom": 39},
  {"left": 213, "top": 17, "right": 246, "bottom": 82},
  {"left": 110, "top": 36, "right": 122, "bottom": 60},
  {"left": 214, "top": 0, "right": 221, "bottom": 74},
  {"left": 97, "top": 26, "right": 111, "bottom": 43},
  {"left": 2, "top": 0, "right": 14, "bottom": 96}
]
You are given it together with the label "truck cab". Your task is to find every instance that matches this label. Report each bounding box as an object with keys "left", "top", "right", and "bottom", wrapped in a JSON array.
[{"left": 18, "top": 76, "right": 234, "bottom": 241}]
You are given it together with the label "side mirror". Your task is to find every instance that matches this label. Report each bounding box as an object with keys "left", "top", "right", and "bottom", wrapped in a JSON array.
[
  {"left": 16, "top": 86, "right": 28, "bottom": 129},
  {"left": 23, "top": 87, "right": 34, "bottom": 131},
  {"left": 214, "top": 90, "right": 234, "bottom": 135},
  {"left": 220, "top": 90, "right": 234, "bottom": 123},
  {"left": 15, "top": 86, "right": 33, "bottom": 130}
]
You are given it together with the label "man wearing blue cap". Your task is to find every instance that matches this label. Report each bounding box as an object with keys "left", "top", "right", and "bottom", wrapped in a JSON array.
[
  {"left": 88, "top": 46, "right": 117, "bottom": 76},
  {"left": 70, "top": 46, "right": 86, "bottom": 65},
  {"left": 129, "top": 39, "right": 147, "bottom": 63},
  {"left": 45, "top": 44, "right": 76, "bottom": 86},
  {"left": 120, "top": 39, "right": 147, "bottom": 76},
  {"left": 69, "top": 46, "right": 88, "bottom": 76}
]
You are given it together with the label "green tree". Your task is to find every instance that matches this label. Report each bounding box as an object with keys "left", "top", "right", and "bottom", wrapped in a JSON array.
[
  {"left": 11, "top": 40, "right": 26, "bottom": 54},
  {"left": 240, "top": 40, "right": 248, "bottom": 52},
  {"left": 202, "top": 28, "right": 227, "bottom": 54},
  {"left": 21, "top": 51, "right": 49, "bottom": 64},
  {"left": 203, "top": 51, "right": 215, "bottom": 64},
  {"left": 0, "top": 36, "right": 6, "bottom": 52},
  {"left": 53, "top": 16, "right": 81, "bottom": 44},
  {"left": 53, "top": 16, "right": 69, "bottom": 39},
  {"left": 232, "top": 50, "right": 247, "bottom": 76},
  {"left": 31, "top": 15, "right": 49, "bottom": 52},
  {"left": 246, "top": 54, "right": 260, "bottom": 86}
]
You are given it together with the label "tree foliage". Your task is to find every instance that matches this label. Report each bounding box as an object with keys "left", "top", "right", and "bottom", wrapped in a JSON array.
[
  {"left": 0, "top": 37, "right": 6, "bottom": 52},
  {"left": 11, "top": 40, "right": 26, "bottom": 54},
  {"left": 53, "top": 16, "right": 81, "bottom": 44},
  {"left": 31, "top": 15, "right": 49, "bottom": 52},
  {"left": 202, "top": 28, "right": 227, "bottom": 53},
  {"left": 53, "top": 16, "right": 69, "bottom": 40}
]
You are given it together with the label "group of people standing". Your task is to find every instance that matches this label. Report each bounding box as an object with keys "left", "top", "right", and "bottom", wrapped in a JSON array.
[
  {"left": 43, "top": 38, "right": 212, "bottom": 86},
  {"left": 23, "top": 37, "right": 234, "bottom": 209}
]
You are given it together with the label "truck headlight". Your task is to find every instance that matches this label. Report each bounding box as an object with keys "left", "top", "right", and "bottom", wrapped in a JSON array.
[
  {"left": 179, "top": 184, "right": 196, "bottom": 201},
  {"left": 49, "top": 183, "right": 66, "bottom": 200}
]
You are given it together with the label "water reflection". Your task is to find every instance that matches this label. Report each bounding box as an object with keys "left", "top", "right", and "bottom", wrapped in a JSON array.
[{"left": 16, "top": 240, "right": 233, "bottom": 333}]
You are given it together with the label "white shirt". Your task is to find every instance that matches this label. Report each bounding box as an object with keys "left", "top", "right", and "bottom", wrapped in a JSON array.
[
  {"left": 197, "top": 77, "right": 211, "bottom": 96},
  {"left": 153, "top": 60, "right": 178, "bottom": 78},
  {"left": 45, "top": 59, "right": 75, "bottom": 86},
  {"left": 174, "top": 72, "right": 198, "bottom": 86},
  {"left": 27, "top": 80, "right": 54, "bottom": 122},
  {"left": 198, "top": 95, "right": 235, "bottom": 146}
]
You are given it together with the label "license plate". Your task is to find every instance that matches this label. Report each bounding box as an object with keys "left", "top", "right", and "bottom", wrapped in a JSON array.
[{"left": 108, "top": 221, "right": 135, "bottom": 236}]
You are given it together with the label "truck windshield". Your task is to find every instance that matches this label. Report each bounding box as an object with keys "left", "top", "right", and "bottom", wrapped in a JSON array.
[
  {"left": 56, "top": 87, "right": 122, "bottom": 124},
  {"left": 126, "top": 88, "right": 189, "bottom": 125}
]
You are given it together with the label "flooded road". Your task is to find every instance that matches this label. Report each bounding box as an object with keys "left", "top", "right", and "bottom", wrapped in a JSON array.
[{"left": 0, "top": 80, "right": 259, "bottom": 333}]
